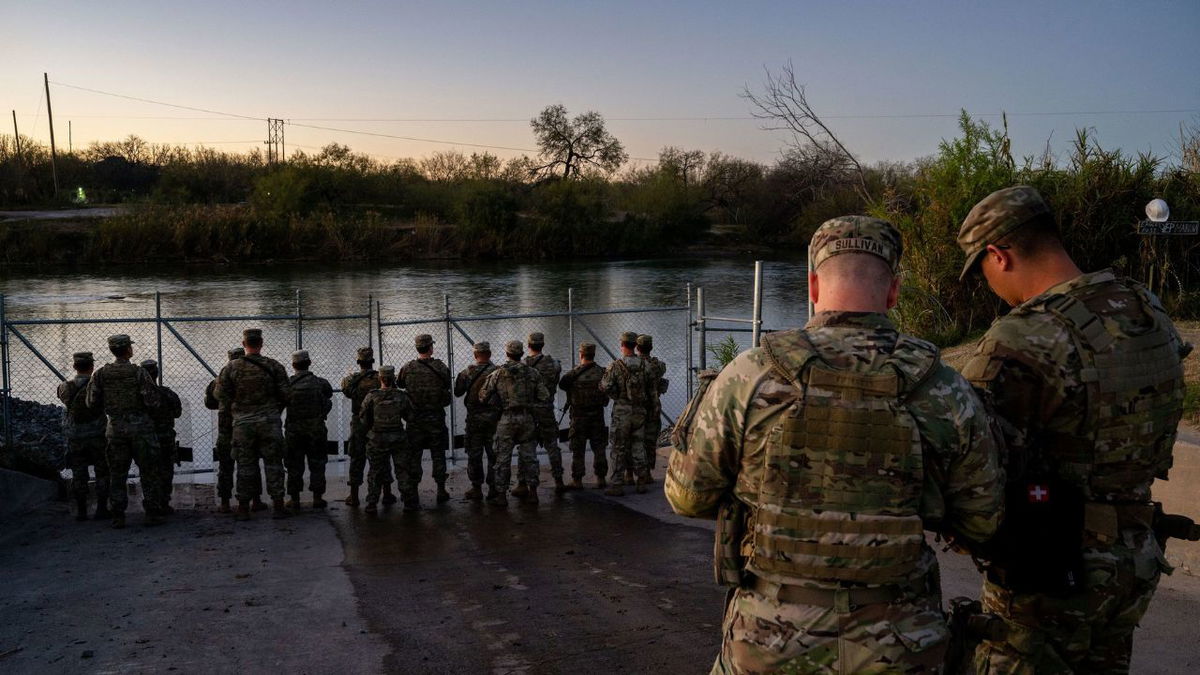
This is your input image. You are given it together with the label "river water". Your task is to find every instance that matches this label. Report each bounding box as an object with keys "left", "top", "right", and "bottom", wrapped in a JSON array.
[{"left": 0, "top": 257, "right": 809, "bottom": 472}]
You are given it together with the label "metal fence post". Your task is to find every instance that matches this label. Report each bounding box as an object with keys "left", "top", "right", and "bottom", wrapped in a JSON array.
[
  {"left": 1, "top": 293, "right": 11, "bottom": 450},
  {"left": 296, "top": 289, "right": 303, "bottom": 350},
  {"left": 155, "top": 291, "right": 164, "bottom": 384},
  {"left": 376, "top": 300, "right": 384, "bottom": 365},
  {"left": 567, "top": 287, "right": 575, "bottom": 367},
  {"left": 751, "top": 260, "right": 764, "bottom": 348},
  {"left": 444, "top": 294, "right": 456, "bottom": 461},
  {"left": 806, "top": 245, "right": 814, "bottom": 322},
  {"left": 697, "top": 286, "right": 706, "bottom": 371},
  {"left": 685, "top": 282, "right": 693, "bottom": 396},
  {"left": 367, "top": 293, "right": 373, "bottom": 353}
]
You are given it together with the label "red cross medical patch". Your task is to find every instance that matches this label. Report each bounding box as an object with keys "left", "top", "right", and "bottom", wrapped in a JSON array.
[{"left": 1027, "top": 484, "right": 1050, "bottom": 503}]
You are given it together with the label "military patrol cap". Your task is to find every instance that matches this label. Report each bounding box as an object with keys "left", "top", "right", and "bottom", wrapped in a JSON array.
[
  {"left": 356, "top": 346, "right": 374, "bottom": 361},
  {"left": 636, "top": 334, "right": 653, "bottom": 348},
  {"left": 527, "top": 332, "right": 545, "bottom": 346},
  {"left": 504, "top": 340, "right": 524, "bottom": 356},
  {"left": 140, "top": 359, "right": 158, "bottom": 369},
  {"left": 291, "top": 350, "right": 310, "bottom": 363},
  {"left": 228, "top": 347, "right": 245, "bottom": 360},
  {"left": 243, "top": 328, "right": 263, "bottom": 340},
  {"left": 957, "top": 186, "right": 1052, "bottom": 280},
  {"left": 579, "top": 342, "right": 596, "bottom": 358},
  {"left": 415, "top": 334, "right": 434, "bottom": 348},
  {"left": 474, "top": 341, "right": 491, "bottom": 353},
  {"left": 810, "top": 216, "right": 902, "bottom": 273},
  {"left": 107, "top": 334, "right": 134, "bottom": 349},
  {"left": 378, "top": 365, "right": 396, "bottom": 378},
  {"left": 72, "top": 351, "right": 94, "bottom": 364},
  {"left": 619, "top": 331, "right": 638, "bottom": 344}
]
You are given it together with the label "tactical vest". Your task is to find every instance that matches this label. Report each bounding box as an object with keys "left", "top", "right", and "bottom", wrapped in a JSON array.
[
  {"left": 370, "top": 390, "right": 408, "bottom": 432},
  {"left": 748, "top": 329, "right": 939, "bottom": 586},
  {"left": 1036, "top": 281, "right": 1184, "bottom": 499},
  {"left": 64, "top": 375, "right": 104, "bottom": 426},
  {"left": 150, "top": 386, "right": 181, "bottom": 432},
  {"left": 345, "top": 370, "right": 380, "bottom": 415},
  {"left": 524, "top": 354, "right": 560, "bottom": 401},
  {"left": 231, "top": 356, "right": 278, "bottom": 409},
  {"left": 497, "top": 362, "right": 537, "bottom": 409},
  {"left": 645, "top": 356, "right": 667, "bottom": 407},
  {"left": 99, "top": 362, "right": 143, "bottom": 415},
  {"left": 614, "top": 357, "right": 650, "bottom": 406},
  {"left": 466, "top": 364, "right": 498, "bottom": 411},
  {"left": 404, "top": 359, "right": 450, "bottom": 409},
  {"left": 289, "top": 372, "right": 327, "bottom": 420},
  {"left": 670, "top": 368, "right": 719, "bottom": 455},
  {"left": 567, "top": 363, "right": 607, "bottom": 410}
]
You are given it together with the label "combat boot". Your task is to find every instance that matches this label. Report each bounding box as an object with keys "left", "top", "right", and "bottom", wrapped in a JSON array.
[
  {"left": 94, "top": 500, "right": 111, "bottom": 520},
  {"left": 344, "top": 486, "right": 360, "bottom": 507},
  {"left": 596, "top": 478, "right": 607, "bottom": 490},
  {"left": 145, "top": 511, "right": 167, "bottom": 527},
  {"left": 604, "top": 485, "right": 625, "bottom": 497},
  {"left": 511, "top": 482, "right": 529, "bottom": 498},
  {"left": 464, "top": 484, "right": 483, "bottom": 501},
  {"left": 235, "top": 501, "right": 251, "bottom": 521},
  {"left": 569, "top": 479, "right": 584, "bottom": 490},
  {"left": 163, "top": 503, "right": 176, "bottom": 515},
  {"left": 286, "top": 493, "right": 302, "bottom": 510},
  {"left": 75, "top": 495, "right": 89, "bottom": 521},
  {"left": 487, "top": 492, "right": 508, "bottom": 508},
  {"left": 625, "top": 470, "right": 634, "bottom": 484},
  {"left": 382, "top": 487, "right": 398, "bottom": 506},
  {"left": 403, "top": 495, "right": 421, "bottom": 512},
  {"left": 436, "top": 483, "right": 450, "bottom": 503},
  {"left": 553, "top": 476, "right": 566, "bottom": 494},
  {"left": 525, "top": 488, "right": 539, "bottom": 505},
  {"left": 250, "top": 497, "right": 268, "bottom": 512},
  {"left": 111, "top": 512, "right": 126, "bottom": 529},
  {"left": 272, "top": 498, "right": 291, "bottom": 519},
  {"left": 364, "top": 500, "right": 379, "bottom": 514},
  {"left": 217, "top": 498, "right": 232, "bottom": 514},
  {"left": 312, "top": 494, "right": 328, "bottom": 509}
]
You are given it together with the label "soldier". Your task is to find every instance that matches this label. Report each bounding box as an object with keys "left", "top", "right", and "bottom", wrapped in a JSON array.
[
  {"left": 56, "top": 351, "right": 109, "bottom": 521},
  {"left": 600, "top": 331, "right": 652, "bottom": 496},
  {"left": 666, "top": 216, "right": 1004, "bottom": 673},
  {"left": 957, "top": 186, "right": 1191, "bottom": 674},
  {"left": 285, "top": 350, "right": 333, "bottom": 510},
  {"left": 522, "top": 331, "right": 566, "bottom": 495},
  {"left": 360, "top": 365, "right": 414, "bottom": 513},
  {"left": 558, "top": 342, "right": 609, "bottom": 490},
  {"left": 140, "top": 359, "right": 182, "bottom": 514},
  {"left": 636, "top": 334, "right": 668, "bottom": 480},
  {"left": 479, "top": 340, "right": 549, "bottom": 507},
  {"left": 397, "top": 334, "right": 452, "bottom": 506},
  {"left": 216, "top": 328, "right": 290, "bottom": 520},
  {"left": 206, "top": 347, "right": 266, "bottom": 514},
  {"left": 454, "top": 342, "right": 501, "bottom": 501},
  {"left": 341, "top": 347, "right": 391, "bottom": 508},
  {"left": 85, "top": 334, "right": 165, "bottom": 529}
]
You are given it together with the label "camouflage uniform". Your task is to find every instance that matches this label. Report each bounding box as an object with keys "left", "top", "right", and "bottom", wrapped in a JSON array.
[
  {"left": 601, "top": 334, "right": 652, "bottom": 489},
  {"left": 141, "top": 360, "right": 182, "bottom": 509},
  {"left": 666, "top": 217, "right": 1004, "bottom": 674},
  {"left": 85, "top": 335, "right": 166, "bottom": 521},
  {"left": 215, "top": 332, "right": 290, "bottom": 503},
  {"left": 204, "top": 348, "right": 244, "bottom": 504},
  {"left": 637, "top": 335, "right": 669, "bottom": 473},
  {"left": 524, "top": 333, "right": 564, "bottom": 484},
  {"left": 957, "top": 187, "right": 1189, "bottom": 675},
  {"left": 360, "top": 368, "right": 413, "bottom": 508},
  {"left": 398, "top": 334, "right": 452, "bottom": 500},
  {"left": 340, "top": 348, "right": 381, "bottom": 490},
  {"left": 56, "top": 354, "right": 109, "bottom": 516},
  {"left": 285, "top": 351, "right": 334, "bottom": 503},
  {"left": 455, "top": 345, "right": 501, "bottom": 494},
  {"left": 479, "top": 344, "right": 549, "bottom": 502},
  {"left": 558, "top": 344, "right": 609, "bottom": 484}
]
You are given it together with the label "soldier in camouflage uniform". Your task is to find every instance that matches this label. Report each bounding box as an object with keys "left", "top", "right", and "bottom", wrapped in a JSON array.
[
  {"left": 285, "top": 350, "right": 334, "bottom": 510},
  {"left": 216, "top": 328, "right": 291, "bottom": 520},
  {"left": 341, "top": 347, "right": 389, "bottom": 507},
  {"left": 57, "top": 351, "right": 110, "bottom": 521},
  {"left": 666, "top": 217, "right": 1004, "bottom": 674},
  {"left": 140, "top": 360, "right": 182, "bottom": 514},
  {"left": 957, "top": 186, "right": 1191, "bottom": 675},
  {"left": 206, "top": 347, "right": 265, "bottom": 514},
  {"left": 479, "top": 340, "right": 549, "bottom": 507},
  {"left": 636, "top": 334, "right": 668, "bottom": 480},
  {"left": 601, "top": 331, "right": 653, "bottom": 496},
  {"left": 455, "top": 342, "right": 501, "bottom": 501},
  {"left": 398, "top": 334, "right": 453, "bottom": 506},
  {"left": 521, "top": 332, "right": 565, "bottom": 494},
  {"left": 85, "top": 334, "right": 166, "bottom": 529},
  {"left": 558, "top": 342, "right": 609, "bottom": 489},
  {"left": 360, "top": 365, "right": 414, "bottom": 513}
]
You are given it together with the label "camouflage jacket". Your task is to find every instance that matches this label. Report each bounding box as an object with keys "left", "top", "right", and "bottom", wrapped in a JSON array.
[
  {"left": 601, "top": 355, "right": 652, "bottom": 408},
  {"left": 149, "top": 384, "right": 183, "bottom": 435},
  {"left": 455, "top": 361, "right": 500, "bottom": 415},
  {"left": 559, "top": 362, "right": 609, "bottom": 413},
  {"left": 961, "top": 269, "right": 1190, "bottom": 503},
  {"left": 399, "top": 357, "right": 452, "bottom": 411},
  {"left": 215, "top": 353, "right": 289, "bottom": 425},
  {"left": 86, "top": 358, "right": 161, "bottom": 419},
  {"left": 57, "top": 374, "right": 105, "bottom": 439},
  {"left": 479, "top": 359, "right": 550, "bottom": 411},
  {"left": 665, "top": 312, "right": 1004, "bottom": 589},
  {"left": 361, "top": 387, "right": 414, "bottom": 434},
  {"left": 204, "top": 376, "right": 232, "bottom": 434},
  {"left": 523, "top": 353, "right": 562, "bottom": 407},
  {"left": 340, "top": 368, "right": 380, "bottom": 417},
  {"left": 644, "top": 355, "right": 669, "bottom": 410},
  {"left": 287, "top": 371, "right": 334, "bottom": 422}
]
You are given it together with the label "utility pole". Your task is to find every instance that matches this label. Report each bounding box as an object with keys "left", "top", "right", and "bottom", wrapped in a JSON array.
[
  {"left": 11, "top": 110, "right": 22, "bottom": 184},
  {"left": 68, "top": 120, "right": 72, "bottom": 153},
  {"left": 43, "top": 73, "right": 59, "bottom": 196},
  {"left": 265, "top": 118, "right": 285, "bottom": 163}
]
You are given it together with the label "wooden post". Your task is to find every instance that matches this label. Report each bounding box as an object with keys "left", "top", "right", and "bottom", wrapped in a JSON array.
[{"left": 43, "top": 73, "right": 59, "bottom": 196}]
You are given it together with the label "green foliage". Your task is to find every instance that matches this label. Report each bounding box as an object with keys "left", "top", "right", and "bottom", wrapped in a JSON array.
[
  {"left": 706, "top": 336, "right": 742, "bottom": 369},
  {"left": 251, "top": 167, "right": 312, "bottom": 220}
]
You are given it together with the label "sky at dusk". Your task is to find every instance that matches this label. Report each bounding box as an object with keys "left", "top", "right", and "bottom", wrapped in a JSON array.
[{"left": 2, "top": 0, "right": 1198, "bottom": 168}]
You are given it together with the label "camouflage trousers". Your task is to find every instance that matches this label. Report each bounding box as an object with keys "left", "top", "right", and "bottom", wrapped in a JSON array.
[
  {"left": 403, "top": 410, "right": 448, "bottom": 490},
  {"left": 531, "top": 404, "right": 564, "bottom": 480},
  {"left": 285, "top": 419, "right": 328, "bottom": 497},
  {"left": 607, "top": 402, "right": 646, "bottom": 486},
  {"left": 715, "top": 581, "right": 948, "bottom": 674},
  {"left": 464, "top": 411, "right": 499, "bottom": 488},
  {"left": 154, "top": 429, "right": 176, "bottom": 504},
  {"left": 216, "top": 427, "right": 262, "bottom": 501},
  {"left": 366, "top": 430, "right": 403, "bottom": 503},
  {"left": 347, "top": 415, "right": 368, "bottom": 487},
  {"left": 68, "top": 435, "right": 109, "bottom": 504},
  {"left": 105, "top": 416, "right": 165, "bottom": 515},
  {"left": 493, "top": 410, "right": 538, "bottom": 492},
  {"left": 643, "top": 403, "right": 661, "bottom": 472},
  {"left": 974, "top": 533, "right": 1165, "bottom": 675},
  {"left": 568, "top": 410, "right": 608, "bottom": 481},
  {"left": 232, "top": 418, "right": 286, "bottom": 502}
]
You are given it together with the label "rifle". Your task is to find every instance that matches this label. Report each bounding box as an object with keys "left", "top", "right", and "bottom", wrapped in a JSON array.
[
  {"left": 944, "top": 597, "right": 1007, "bottom": 674},
  {"left": 1153, "top": 502, "right": 1200, "bottom": 553}
]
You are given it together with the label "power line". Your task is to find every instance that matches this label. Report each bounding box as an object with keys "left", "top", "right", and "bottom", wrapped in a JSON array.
[
  {"left": 285, "top": 120, "right": 540, "bottom": 153},
  {"left": 49, "top": 80, "right": 263, "bottom": 121}
]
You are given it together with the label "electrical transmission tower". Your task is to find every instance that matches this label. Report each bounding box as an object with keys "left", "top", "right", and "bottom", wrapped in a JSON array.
[{"left": 265, "top": 118, "right": 285, "bottom": 163}]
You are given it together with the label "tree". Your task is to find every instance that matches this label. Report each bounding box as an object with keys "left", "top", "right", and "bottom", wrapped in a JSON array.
[
  {"left": 530, "top": 104, "right": 628, "bottom": 179},
  {"left": 658, "top": 146, "right": 706, "bottom": 187}
]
